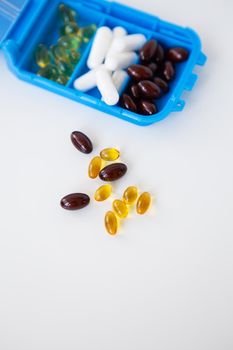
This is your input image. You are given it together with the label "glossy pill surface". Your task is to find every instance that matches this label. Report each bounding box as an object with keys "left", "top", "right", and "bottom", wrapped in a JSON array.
[
  {"left": 94, "top": 185, "right": 112, "bottom": 202},
  {"left": 88, "top": 156, "right": 102, "bottom": 179},
  {"left": 113, "top": 200, "right": 128, "bottom": 219},
  {"left": 60, "top": 22, "right": 79, "bottom": 36},
  {"left": 60, "top": 193, "right": 90, "bottom": 210},
  {"left": 130, "top": 84, "right": 141, "bottom": 99},
  {"left": 138, "top": 80, "right": 161, "bottom": 99},
  {"left": 163, "top": 61, "right": 175, "bottom": 81},
  {"left": 50, "top": 44, "right": 70, "bottom": 63},
  {"left": 58, "top": 34, "right": 82, "bottom": 51},
  {"left": 71, "top": 131, "right": 93, "bottom": 154},
  {"left": 146, "top": 62, "right": 158, "bottom": 74},
  {"left": 139, "top": 100, "right": 157, "bottom": 115},
  {"left": 140, "top": 39, "right": 158, "bottom": 62},
  {"left": 37, "top": 65, "right": 59, "bottom": 81},
  {"left": 154, "top": 77, "right": 169, "bottom": 93},
  {"left": 123, "top": 186, "right": 138, "bottom": 205},
  {"left": 127, "top": 64, "right": 153, "bottom": 82},
  {"left": 136, "top": 192, "right": 152, "bottom": 215},
  {"left": 121, "top": 94, "right": 137, "bottom": 113},
  {"left": 100, "top": 148, "right": 120, "bottom": 161},
  {"left": 79, "top": 24, "right": 97, "bottom": 43},
  {"left": 167, "top": 47, "right": 189, "bottom": 63},
  {"left": 154, "top": 44, "right": 165, "bottom": 63},
  {"left": 59, "top": 4, "right": 77, "bottom": 23},
  {"left": 105, "top": 211, "right": 118, "bottom": 235},
  {"left": 35, "top": 44, "right": 50, "bottom": 68},
  {"left": 99, "top": 163, "right": 127, "bottom": 182}
]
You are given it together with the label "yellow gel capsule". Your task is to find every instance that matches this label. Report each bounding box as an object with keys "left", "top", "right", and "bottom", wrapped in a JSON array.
[
  {"left": 88, "top": 156, "right": 102, "bottom": 179},
  {"left": 56, "top": 75, "right": 69, "bottom": 85},
  {"left": 136, "top": 192, "right": 152, "bottom": 215},
  {"left": 58, "top": 34, "right": 82, "bottom": 51},
  {"left": 50, "top": 44, "right": 70, "bottom": 63},
  {"left": 37, "top": 65, "right": 59, "bottom": 81},
  {"left": 123, "top": 186, "right": 138, "bottom": 205},
  {"left": 105, "top": 211, "right": 118, "bottom": 235},
  {"left": 78, "top": 24, "right": 97, "bottom": 43},
  {"left": 95, "top": 185, "right": 112, "bottom": 202},
  {"left": 113, "top": 199, "right": 128, "bottom": 219},
  {"left": 35, "top": 44, "right": 50, "bottom": 68},
  {"left": 100, "top": 148, "right": 120, "bottom": 161}
]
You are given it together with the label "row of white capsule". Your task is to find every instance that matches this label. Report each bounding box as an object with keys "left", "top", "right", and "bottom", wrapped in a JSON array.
[{"left": 73, "top": 26, "right": 147, "bottom": 106}]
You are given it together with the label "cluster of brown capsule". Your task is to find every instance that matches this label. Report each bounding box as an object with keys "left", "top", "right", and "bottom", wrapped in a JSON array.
[
  {"left": 121, "top": 40, "right": 189, "bottom": 115},
  {"left": 60, "top": 131, "right": 152, "bottom": 235}
]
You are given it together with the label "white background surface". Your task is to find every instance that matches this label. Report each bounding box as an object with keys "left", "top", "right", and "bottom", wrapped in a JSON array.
[{"left": 0, "top": 0, "right": 233, "bottom": 349}]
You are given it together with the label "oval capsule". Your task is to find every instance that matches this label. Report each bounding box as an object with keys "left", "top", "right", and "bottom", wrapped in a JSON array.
[
  {"left": 113, "top": 199, "right": 128, "bottom": 219},
  {"left": 94, "top": 185, "right": 112, "bottom": 202},
  {"left": 60, "top": 193, "right": 90, "bottom": 210},
  {"left": 121, "top": 94, "right": 137, "bottom": 113},
  {"left": 88, "top": 156, "right": 102, "bottom": 179},
  {"left": 71, "top": 131, "right": 93, "bottom": 154},
  {"left": 136, "top": 192, "right": 152, "bottom": 215},
  {"left": 100, "top": 148, "right": 120, "bottom": 161},
  {"left": 127, "top": 64, "right": 153, "bottom": 82},
  {"left": 139, "top": 100, "right": 157, "bottom": 115},
  {"left": 167, "top": 47, "right": 189, "bottom": 63},
  {"left": 99, "top": 163, "right": 127, "bottom": 182},
  {"left": 140, "top": 39, "right": 158, "bottom": 63},
  {"left": 123, "top": 186, "right": 138, "bottom": 205},
  {"left": 138, "top": 80, "right": 161, "bottom": 99},
  {"left": 163, "top": 61, "right": 175, "bottom": 81},
  {"left": 105, "top": 211, "right": 118, "bottom": 235}
]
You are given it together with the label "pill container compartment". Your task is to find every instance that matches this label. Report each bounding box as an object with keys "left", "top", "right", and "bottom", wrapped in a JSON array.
[{"left": 0, "top": 0, "right": 207, "bottom": 126}]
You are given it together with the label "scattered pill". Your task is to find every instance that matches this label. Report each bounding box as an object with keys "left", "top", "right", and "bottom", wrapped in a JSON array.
[
  {"left": 105, "top": 211, "right": 118, "bottom": 235},
  {"left": 95, "top": 185, "right": 112, "bottom": 202},
  {"left": 87, "top": 26, "right": 113, "bottom": 69},
  {"left": 123, "top": 186, "right": 138, "bottom": 205},
  {"left": 136, "top": 192, "right": 152, "bottom": 215},
  {"left": 35, "top": 44, "right": 51, "bottom": 68},
  {"left": 138, "top": 80, "right": 161, "bottom": 99},
  {"left": 153, "top": 77, "right": 169, "bottom": 93},
  {"left": 163, "top": 61, "right": 175, "bottom": 81},
  {"left": 139, "top": 100, "right": 157, "bottom": 115},
  {"left": 74, "top": 68, "right": 97, "bottom": 92},
  {"left": 60, "top": 193, "right": 90, "bottom": 210},
  {"left": 140, "top": 39, "right": 158, "bottom": 62},
  {"left": 113, "top": 199, "right": 128, "bottom": 218},
  {"left": 114, "top": 34, "right": 147, "bottom": 53},
  {"left": 121, "top": 94, "right": 137, "bottom": 113},
  {"left": 127, "top": 64, "right": 153, "bottom": 81},
  {"left": 112, "top": 70, "right": 129, "bottom": 94},
  {"left": 167, "top": 47, "right": 189, "bottom": 63},
  {"left": 100, "top": 148, "right": 120, "bottom": 161},
  {"left": 99, "top": 163, "right": 127, "bottom": 182},
  {"left": 71, "top": 131, "right": 93, "bottom": 154},
  {"left": 89, "top": 156, "right": 102, "bottom": 179},
  {"left": 96, "top": 67, "right": 119, "bottom": 106},
  {"left": 105, "top": 52, "right": 138, "bottom": 71}
]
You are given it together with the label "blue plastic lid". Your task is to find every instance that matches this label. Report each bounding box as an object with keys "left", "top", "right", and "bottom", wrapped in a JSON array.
[{"left": 0, "top": 0, "right": 28, "bottom": 45}]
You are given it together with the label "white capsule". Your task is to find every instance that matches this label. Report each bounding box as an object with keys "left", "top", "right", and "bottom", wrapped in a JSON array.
[
  {"left": 96, "top": 67, "right": 119, "bottom": 106},
  {"left": 87, "top": 27, "right": 113, "bottom": 69},
  {"left": 113, "top": 34, "right": 147, "bottom": 53},
  {"left": 105, "top": 52, "right": 138, "bottom": 71},
  {"left": 113, "top": 26, "right": 128, "bottom": 37},
  {"left": 112, "top": 70, "right": 129, "bottom": 94},
  {"left": 73, "top": 69, "right": 97, "bottom": 92}
]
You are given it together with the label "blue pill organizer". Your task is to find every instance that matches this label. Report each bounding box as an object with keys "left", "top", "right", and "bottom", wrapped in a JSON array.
[{"left": 0, "top": 0, "right": 207, "bottom": 126}]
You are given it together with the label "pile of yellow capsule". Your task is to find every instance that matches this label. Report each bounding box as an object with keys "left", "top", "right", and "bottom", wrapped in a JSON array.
[
  {"left": 89, "top": 148, "right": 152, "bottom": 236},
  {"left": 35, "top": 4, "right": 96, "bottom": 85}
]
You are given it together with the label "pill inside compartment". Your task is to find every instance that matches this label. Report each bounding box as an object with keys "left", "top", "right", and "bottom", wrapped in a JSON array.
[
  {"left": 13, "top": 1, "right": 193, "bottom": 124},
  {"left": 18, "top": 1, "right": 103, "bottom": 85}
]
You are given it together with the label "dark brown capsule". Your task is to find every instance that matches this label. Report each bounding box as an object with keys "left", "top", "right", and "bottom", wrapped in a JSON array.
[
  {"left": 130, "top": 84, "right": 141, "bottom": 99},
  {"left": 154, "top": 77, "right": 169, "bottom": 93},
  {"left": 99, "top": 163, "right": 127, "bottom": 182},
  {"left": 140, "top": 39, "right": 158, "bottom": 63},
  {"left": 139, "top": 100, "right": 158, "bottom": 115},
  {"left": 127, "top": 64, "right": 153, "bottom": 82},
  {"left": 146, "top": 62, "right": 159, "bottom": 74},
  {"left": 154, "top": 44, "right": 165, "bottom": 63},
  {"left": 167, "top": 47, "right": 189, "bottom": 63},
  {"left": 60, "top": 193, "right": 90, "bottom": 210},
  {"left": 121, "top": 94, "right": 137, "bottom": 113},
  {"left": 138, "top": 80, "right": 161, "bottom": 99},
  {"left": 71, "top": 131, "right": 93, "bottom": 154},
  {"left": 163, "top": 61, "right": 175, "bottom": 81}
]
